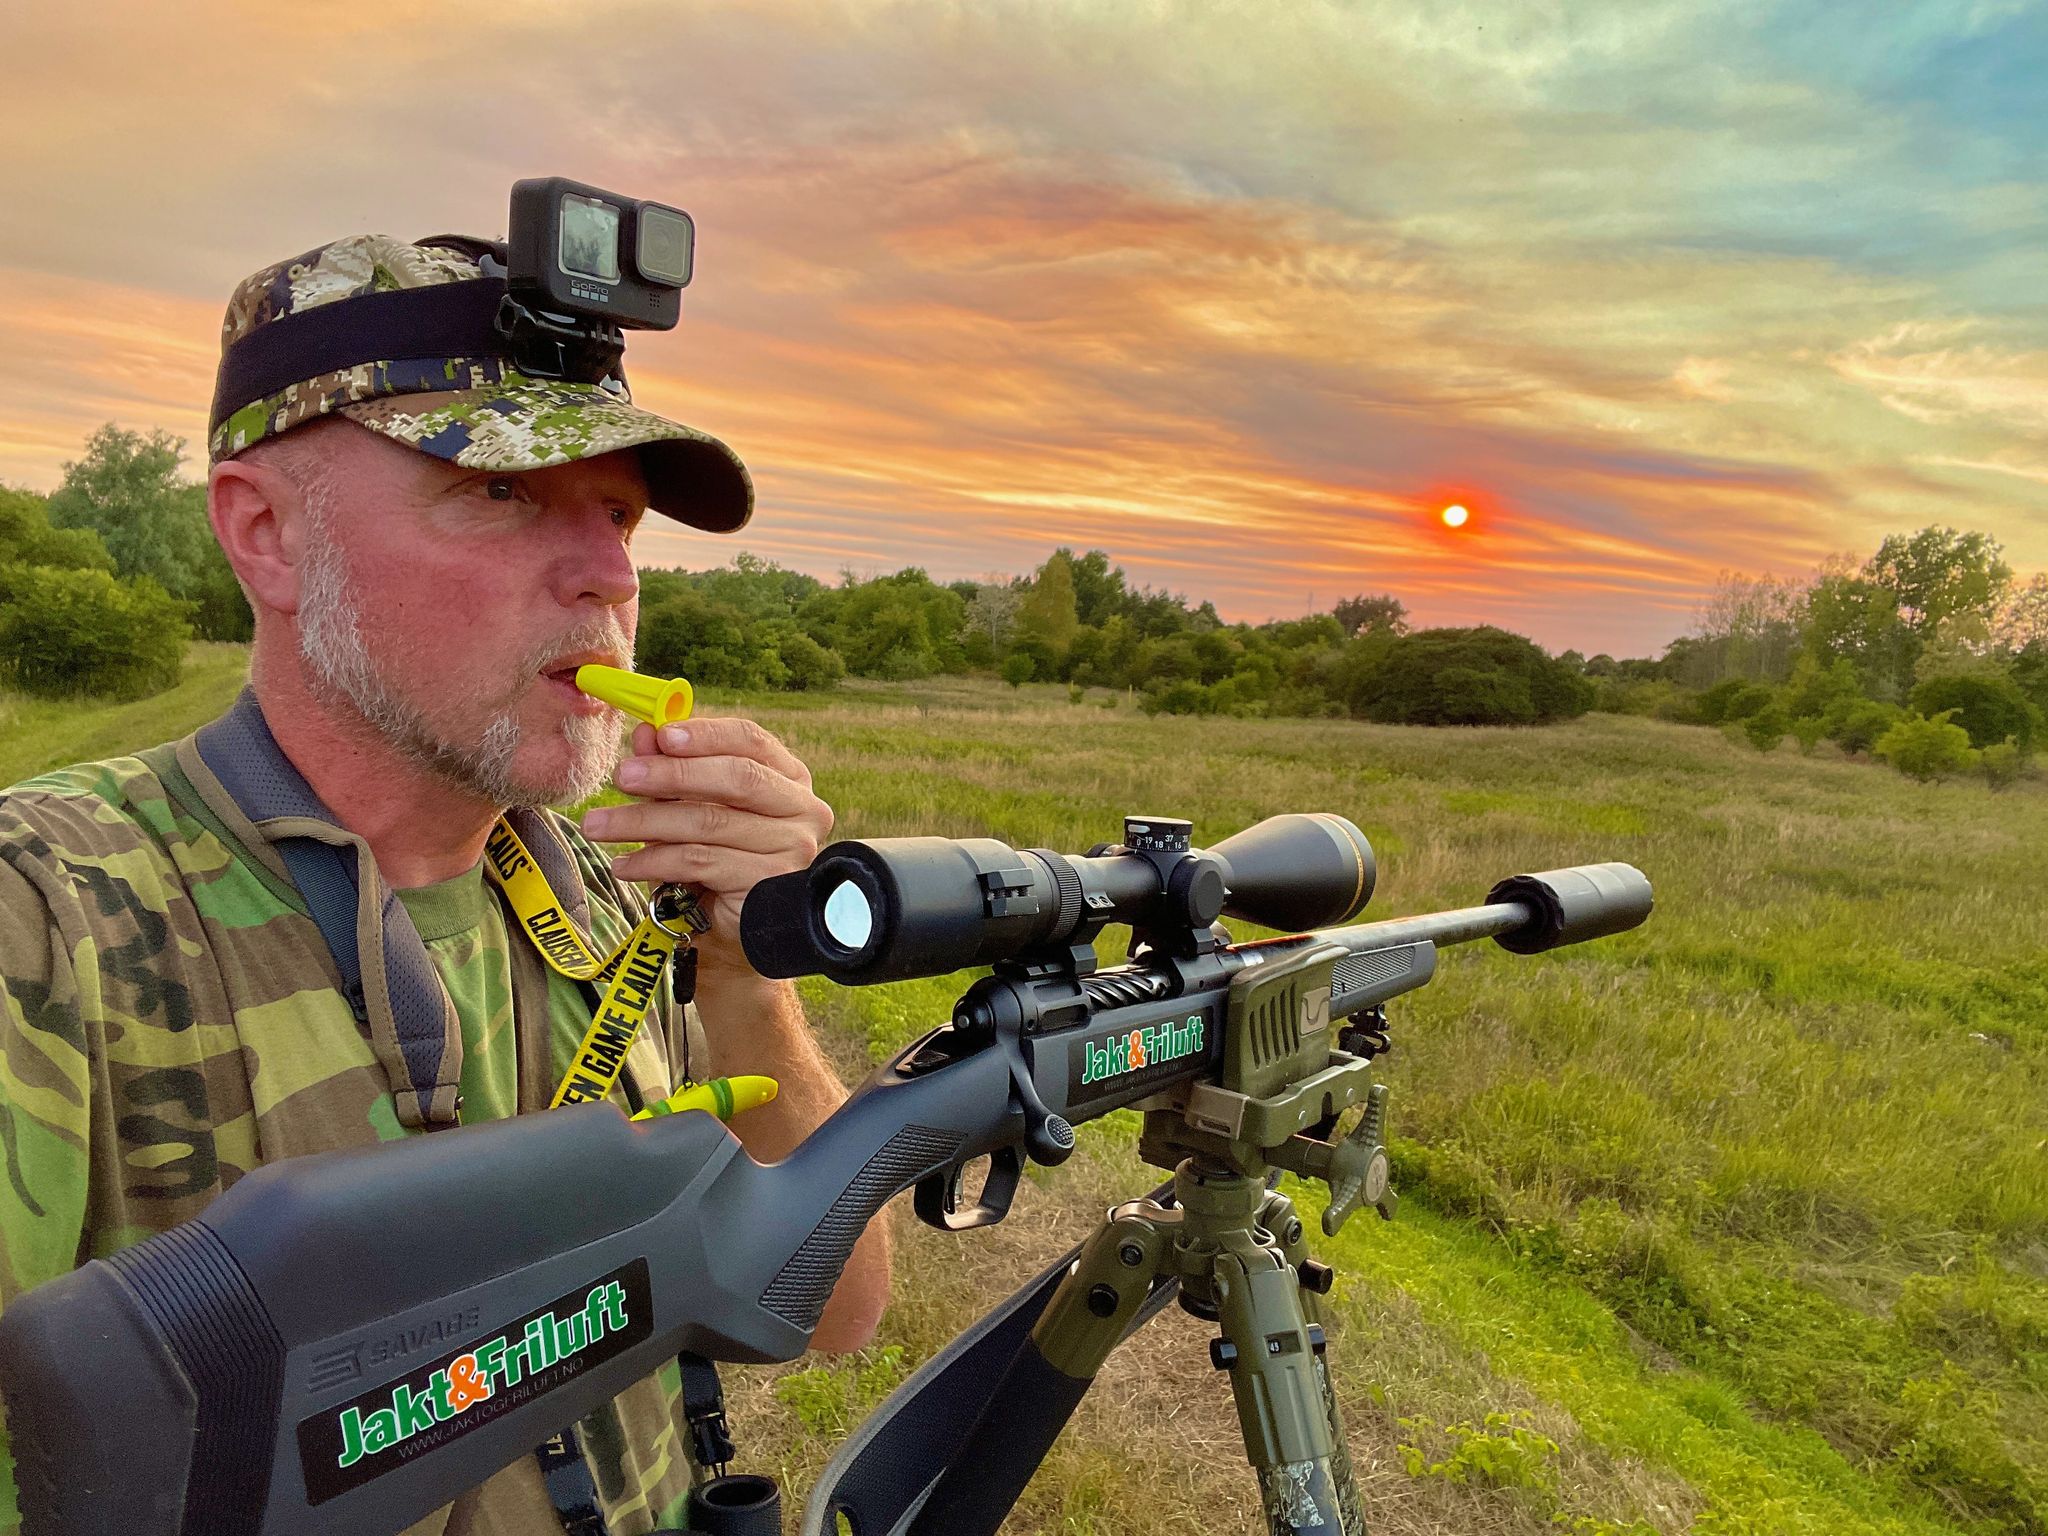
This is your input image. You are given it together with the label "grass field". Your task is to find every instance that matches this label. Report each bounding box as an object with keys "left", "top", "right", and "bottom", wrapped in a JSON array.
[{"left": 7, "top": 658, "right": 2045, "bottom": 1535}]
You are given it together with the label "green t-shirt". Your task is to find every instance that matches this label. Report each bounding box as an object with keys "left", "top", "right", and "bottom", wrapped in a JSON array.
[{"left": 0, "top": 734, "right": 706, "bottom": 1536}]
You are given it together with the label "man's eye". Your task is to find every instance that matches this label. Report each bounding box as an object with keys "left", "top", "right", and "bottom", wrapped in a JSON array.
[{"left": 484, "top": 476, "right": 524, "bottom": 502}]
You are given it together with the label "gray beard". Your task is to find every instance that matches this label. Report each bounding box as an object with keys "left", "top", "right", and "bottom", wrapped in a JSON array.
[{"left": 295, "top": 530, "right": 626, "bottom": 808}]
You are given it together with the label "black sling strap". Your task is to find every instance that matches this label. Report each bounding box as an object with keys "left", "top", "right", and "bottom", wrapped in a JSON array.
[{"left": 799, "top": 1182, "right": 1184, "bottom": 1536}]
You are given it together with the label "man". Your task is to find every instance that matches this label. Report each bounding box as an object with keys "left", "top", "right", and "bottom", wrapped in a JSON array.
[{"left": 0, "top": 233, "right": 889, "bottom": 1534}]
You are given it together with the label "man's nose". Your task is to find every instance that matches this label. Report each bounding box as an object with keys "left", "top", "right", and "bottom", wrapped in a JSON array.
[{"left": 554, "top": 506, "right": 640, "bottom": 609}]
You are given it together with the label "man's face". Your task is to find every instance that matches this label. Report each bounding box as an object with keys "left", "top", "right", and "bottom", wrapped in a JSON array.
[{"left": 292, "top": 426, "right": 650, "bottom": 808}]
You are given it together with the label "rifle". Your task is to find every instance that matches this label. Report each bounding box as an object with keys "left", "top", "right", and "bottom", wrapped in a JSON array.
[{"left": 0, "top": 812, "right": 1649, "bottom": 1535}]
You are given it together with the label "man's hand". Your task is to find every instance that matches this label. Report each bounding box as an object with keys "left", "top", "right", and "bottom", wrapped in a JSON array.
[{"left": 578, "top": 717, "right": 832, "bottom": 977}]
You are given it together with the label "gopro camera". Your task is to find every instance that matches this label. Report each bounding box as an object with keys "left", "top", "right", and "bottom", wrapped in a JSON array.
[{"left": 507, "top": 176, "right": 694, "bottom": 331}]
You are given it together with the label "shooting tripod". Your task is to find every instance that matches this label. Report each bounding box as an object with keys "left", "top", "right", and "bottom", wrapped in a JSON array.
[{"left": 804, "top": 936, "right": 1459, "bottom": 1535}]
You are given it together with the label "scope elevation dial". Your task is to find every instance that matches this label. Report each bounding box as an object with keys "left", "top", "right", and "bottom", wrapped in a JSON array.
[{"left": 1123, "top": 816, "right": 1193, "bottom": 854}]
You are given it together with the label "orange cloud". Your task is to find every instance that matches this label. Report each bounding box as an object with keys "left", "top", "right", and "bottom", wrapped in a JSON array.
[{"left": 3, "top": 0, "right": 2043, "bottom": 656}]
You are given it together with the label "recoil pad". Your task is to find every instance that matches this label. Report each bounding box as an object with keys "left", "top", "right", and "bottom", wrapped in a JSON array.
[{"left": 1486, "top": 863, "right": 1652, "bottom": 954}]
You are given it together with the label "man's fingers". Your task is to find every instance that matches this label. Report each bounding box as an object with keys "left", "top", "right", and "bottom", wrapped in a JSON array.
[
  {"left": 651, "top": 715, "right": 811, "bottom": 787},
  {"left": 614, "top": 752, "right": 817, "bottom": 817},
  {"left": 583, "top": 799, "right": 817, "bottom": 857},
  {"left": 609, "top": 843, "right": 789, "bottom": 894}
]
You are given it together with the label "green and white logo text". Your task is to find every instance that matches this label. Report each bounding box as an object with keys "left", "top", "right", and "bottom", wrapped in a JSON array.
[{"left": 1080, "top": 1014, "right": 1205, "bottom": 1085}]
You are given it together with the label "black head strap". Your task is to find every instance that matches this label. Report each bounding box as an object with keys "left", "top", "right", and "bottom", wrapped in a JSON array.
[{"left": 209, "top": 278, "right": 627, "bottom": 437}]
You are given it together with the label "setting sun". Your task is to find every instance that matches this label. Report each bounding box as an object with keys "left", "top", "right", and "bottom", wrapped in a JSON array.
[{"left": 1441, "top": 504, "right": 1470, "bottom": 529}]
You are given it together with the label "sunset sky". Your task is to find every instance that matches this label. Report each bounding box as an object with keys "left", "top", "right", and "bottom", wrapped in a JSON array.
[{"left": 2, "top": 0, "right": 2043, "bottom": 655}]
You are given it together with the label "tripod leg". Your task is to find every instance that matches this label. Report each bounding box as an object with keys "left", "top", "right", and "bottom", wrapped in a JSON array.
[
  {"left": 1262, "top": 1189, "right": 1367, "bottom": 1535},
  {"left": 1211, "top": 1243, "right": 1360, "bottom": 1535},
  {"left": 906, "top": 1204, "right": 1174, "bottom": 1536}
]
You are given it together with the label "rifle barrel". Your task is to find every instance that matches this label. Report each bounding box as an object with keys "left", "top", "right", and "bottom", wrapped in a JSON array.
[{"left": 1310, "top": 899, "right": 1532, "bottom": 954}]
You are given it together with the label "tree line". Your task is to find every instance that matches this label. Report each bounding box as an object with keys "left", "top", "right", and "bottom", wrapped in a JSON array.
[
  {"left": 3, "top": 425, "right": 2042, "bottom": 778},
  {"left": 1588, "top": 528, "right": 2045, "bottom": 782}
]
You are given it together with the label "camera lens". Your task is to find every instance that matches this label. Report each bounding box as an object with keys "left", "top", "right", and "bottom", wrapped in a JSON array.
[
  {"left": 637, "top": 205, "right": 695, "bottom": 286},
  {"left": 821, "top": 879, "right": 875, "bottom": 953}
]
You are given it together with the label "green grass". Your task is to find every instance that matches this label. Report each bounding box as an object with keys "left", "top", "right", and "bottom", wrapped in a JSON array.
[
  {"left": 10, "top": 661, "right": 2046, "bottom": 1535},
  {"left": 0, "top": 642, "right": 250, "bottom": 787}
]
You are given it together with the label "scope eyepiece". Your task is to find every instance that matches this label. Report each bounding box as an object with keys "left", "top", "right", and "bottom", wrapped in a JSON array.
[{"left": 739, "top": 813, "right": 1377, "bottom": 986}]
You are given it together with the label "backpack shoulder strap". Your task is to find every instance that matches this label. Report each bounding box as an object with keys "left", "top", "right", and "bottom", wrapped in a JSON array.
[{"left": 188, "top": 690, "right": 463, "bottom": 1129}]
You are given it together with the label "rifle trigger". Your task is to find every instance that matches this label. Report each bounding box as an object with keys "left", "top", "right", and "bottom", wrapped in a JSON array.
[{"left": 913, "top": 1144, "right": 1025, "bottom": 1232}]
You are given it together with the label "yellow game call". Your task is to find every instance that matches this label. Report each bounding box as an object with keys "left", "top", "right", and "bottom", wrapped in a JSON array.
[
  {"left": 632, "top": 1076, "right": 779, "bottom": 1123},
  {"left": 574, "top": 664, "right": 694, "bottom": 727}
]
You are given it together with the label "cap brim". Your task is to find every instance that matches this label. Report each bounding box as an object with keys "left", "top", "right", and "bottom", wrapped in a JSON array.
[{"left": 339, "top": 378, "right": 752, "bottom": 534}]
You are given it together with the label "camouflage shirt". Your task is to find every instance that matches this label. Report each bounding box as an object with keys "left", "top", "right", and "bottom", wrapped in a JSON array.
[{"left": 0, "top": 727, "right": 710, "bottom": 1535}]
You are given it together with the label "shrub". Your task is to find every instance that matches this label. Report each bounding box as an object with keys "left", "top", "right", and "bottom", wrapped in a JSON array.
[
  {"left": 1000, "top": 652, "right": 1035, "bottom": 688},
  {"left": 0, "top": 564, "right": 188, "bottom": 699},
  {"left": 1783, "top": 654, "right": 1863, "bottom": 722},
  {"left": 1875, "top": 711, "right": 1974, "bottom": 782},
  {"left": 1353, "top": 627, "right": 1590, "bottom": 726},
  {"left": 1430, "top": 665, "right": 1537, "bottom": 725},
  {"left": 1827, "top": 699, "right": 1905, "bottom": 755},
  {"left": 1593, "top": 677, "right": 1694, "bottom": 720},
  {"left": 1790, "top": 716, "right": 1827, "bottom": 754},
  {"left": 1909, "top": 672, "right": 2041, "bottom": 753},
  {"left": 1742, "top": 704, "right": 1788, "bottom": 752},
  {"left": 637, "top": 592, "right": 787, "bottom": 690},
  {"left": 1139, "top": 678, "right": 1212, "bottom": 716},
  {"left": 764, "top": 624, "right": 844, "bottom": 691},
  {"left": 1698, "top": 679, "right": 1774, "bottom": 725},
  {"left": 0, "top": 485, "right": 113, "bottom": 572},
  {"left": 1980, "top": 740, "right": 2024, "bottom": 791}
]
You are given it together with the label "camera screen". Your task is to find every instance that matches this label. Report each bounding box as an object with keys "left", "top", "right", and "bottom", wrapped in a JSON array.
[{"left": 559, "top": 193, "right": 621, "bottom": 283}]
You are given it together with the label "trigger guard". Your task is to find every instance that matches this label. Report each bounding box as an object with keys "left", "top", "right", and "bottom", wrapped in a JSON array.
[{"left": 913, "top": 1144, "right": 1024, "bottom": 1232}]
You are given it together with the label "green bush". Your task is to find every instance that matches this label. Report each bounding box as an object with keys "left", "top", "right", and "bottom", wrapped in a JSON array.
[
  {"left": 1139, "top": 678, "right": 1212, "bottom": 715},
  {"left": 770, "top": 624, "right": 845, "bottom": 691},
  {"left": 1352, "top": 627, "right": 1591, "bottom": 726},
  {"left": 1698, "top": 679, "right": 1775, "bottom": 724},
  {"left": 1783, "top": 654, "right": 1863, "bottom": 722},
  {"left": 0, "top": 564, "right": 189, "bottom": 699},
  {"left": 1742, "top": 704, "right": 1788, "bottom": 752},
  {"left": 637, "top": 591, "right": 785, "bottom": 690},
  {"left": 1874, "top": 711, "right": 1974, "bottom": 782},
  {"left": 1910, "top": 671, "right": 2041, "bottom": 753},
  {"left": 1000, "top": 652, "right": 1035, "bottom": 688},
  {"left": 1790, "top": 716, "right": 1826, "bottom": 754},
  {"left": 1979, "top": 740, "right": 2024, "bottom": 790},
  {"left": 0, "top": 485, "right": 113, "bottom": 572},
  {"left": 1826, "top": 698, "right": 1905, "bottom": 755}
]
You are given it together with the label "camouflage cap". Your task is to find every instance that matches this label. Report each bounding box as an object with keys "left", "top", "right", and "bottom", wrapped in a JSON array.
[{"left": 207, "top": 234, "right": 751, "bottom": 533}]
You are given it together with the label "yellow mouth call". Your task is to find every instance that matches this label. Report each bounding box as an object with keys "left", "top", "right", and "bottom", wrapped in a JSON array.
[
  {"left": 631, "top": 1075, "right": 779, "bottom": 1123},
  {"left": 574, "top": 664, "right": 694, "bottom": 727}
]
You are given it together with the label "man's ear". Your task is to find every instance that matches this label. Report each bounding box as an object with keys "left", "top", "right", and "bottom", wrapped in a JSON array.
[{"left": 208, "top": 456, "right": 312, "bottom": 616}]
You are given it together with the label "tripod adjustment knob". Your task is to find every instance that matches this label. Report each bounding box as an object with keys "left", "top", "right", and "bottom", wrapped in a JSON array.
[{"left": 1319, "top": 1083, "right": 1397, "bottom": 1237}]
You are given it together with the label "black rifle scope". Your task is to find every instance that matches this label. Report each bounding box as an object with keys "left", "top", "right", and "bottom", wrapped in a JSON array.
[{"left": 740, "top": 812, "right": 1376, "bottom": 985}]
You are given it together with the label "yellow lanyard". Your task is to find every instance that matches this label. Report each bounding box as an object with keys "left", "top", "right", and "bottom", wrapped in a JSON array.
[{"left": 483, "top": 818, "right": 708, "bottom": 1109}]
